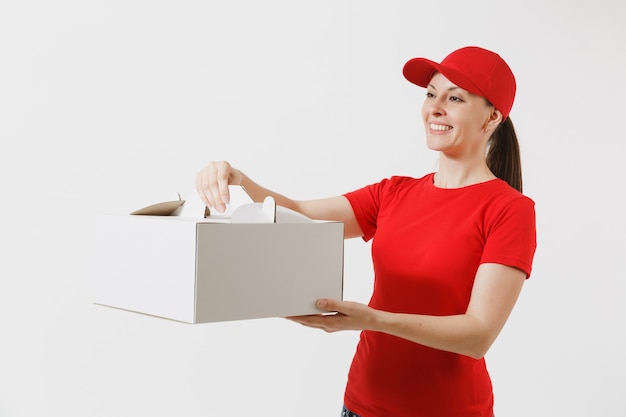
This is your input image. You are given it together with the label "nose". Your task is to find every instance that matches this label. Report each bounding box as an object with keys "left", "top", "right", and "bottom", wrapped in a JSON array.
[{"left": 423, "top": 95, "right": 446, "bottom": 117}]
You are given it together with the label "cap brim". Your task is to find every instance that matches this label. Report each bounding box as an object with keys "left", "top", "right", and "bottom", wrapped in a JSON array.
[
  {"left": 402, "top": 58, "right": 484, "bottom": 98},
  {"left": 402, "top": 58, "right": 439, "bottom": 88}
]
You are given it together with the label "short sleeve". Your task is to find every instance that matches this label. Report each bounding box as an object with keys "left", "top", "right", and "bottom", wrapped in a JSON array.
[
  {"left": 343, "top": 181, "right": 384, "bottom": 242},
  {"left": 481, "top": 195, "right": 537, "bottom": 278}
]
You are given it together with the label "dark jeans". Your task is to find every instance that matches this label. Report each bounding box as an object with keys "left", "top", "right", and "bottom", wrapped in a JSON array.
[{"left": 341, "top": 405, "right": 361, "bottom": 417}]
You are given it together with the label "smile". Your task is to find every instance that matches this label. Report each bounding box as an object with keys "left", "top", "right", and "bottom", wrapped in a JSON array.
[{"left": 430, "top": 123, "right": 452, "bottom": 131}]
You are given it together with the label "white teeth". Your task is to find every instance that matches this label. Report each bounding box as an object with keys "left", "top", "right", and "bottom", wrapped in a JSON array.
[{"left": 430, "top": 123, "right": 452, "bottom": 131}]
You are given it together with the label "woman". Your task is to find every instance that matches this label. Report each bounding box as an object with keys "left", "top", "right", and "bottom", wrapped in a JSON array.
[{"left": 196, "top": 46, "right": 537, "bottom": 417}]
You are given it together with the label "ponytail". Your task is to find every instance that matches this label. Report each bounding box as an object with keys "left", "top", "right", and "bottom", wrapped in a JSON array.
[{"left": 486, "top": 117, "right": 523, "bottom": 193}]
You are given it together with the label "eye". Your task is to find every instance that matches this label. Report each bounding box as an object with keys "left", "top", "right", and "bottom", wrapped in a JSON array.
[
  {"left": 449, "top": 95, "right": 464, "bottom": 102},
  {"left": 425, "top": 91, "right": 435, "bottom": 99}
]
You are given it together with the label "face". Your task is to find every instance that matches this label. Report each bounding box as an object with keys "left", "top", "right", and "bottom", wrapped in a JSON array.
[{"left": 421, "top": 72, "right": 501, "bottom": 158}]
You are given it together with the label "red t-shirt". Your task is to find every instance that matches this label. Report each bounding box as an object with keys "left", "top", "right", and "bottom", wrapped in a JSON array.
[{"left": 342, "top": 173, "right": 537, "bottom": 417}]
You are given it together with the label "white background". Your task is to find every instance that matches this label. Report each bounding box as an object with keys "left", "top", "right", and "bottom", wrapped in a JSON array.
[{"left": 1, "top": 1, "right": 624, "bottom": 416}]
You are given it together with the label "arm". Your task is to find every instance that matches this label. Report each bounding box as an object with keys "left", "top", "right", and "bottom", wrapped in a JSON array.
[
  {"left": 195, "top": 160, "right": 364, "bottom": 238},
  {"left": 288, "top": 263, "right": 526, "bottom": 359}
]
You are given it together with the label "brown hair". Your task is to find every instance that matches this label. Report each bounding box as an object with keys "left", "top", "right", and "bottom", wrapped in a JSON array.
[{"left": 486, "top": 117, "right": 523, "bottom": 193}]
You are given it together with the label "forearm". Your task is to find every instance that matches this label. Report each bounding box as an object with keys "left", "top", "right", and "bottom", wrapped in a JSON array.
[
  {"left": 238, "top": 172, "right": 297, "bottom": 210},
  {"left": 372, "top": 310, "right": 495, "bottom": 359},
  {"left": 197, "top": 162, "right": 357, "bottom": 231},
  {"left": 289, "top": 252, "right": 524, "bottom": 358},
  {"left": 238, "top": 172, "right": 361, "bottom": 234}
]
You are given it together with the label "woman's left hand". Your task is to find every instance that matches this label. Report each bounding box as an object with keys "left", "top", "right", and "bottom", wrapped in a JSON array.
[{"left": 286, "top": 299, "right": 379, "bottom": 333}]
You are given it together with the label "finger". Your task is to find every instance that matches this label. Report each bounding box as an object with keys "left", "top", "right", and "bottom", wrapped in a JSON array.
[
  {"left": 286, "top": 314, "right": 325, "bottom": 327},
  {"left": 286, "top": 313, "right": 345, "bottom": 331},
  {"left": 196, "top": 162, "right": 231, "bottom": 212},
  {"left": 284, "top": 314, "right": 321, "bottom": 323},
  {"left": 316, "top": 298, "right": 344, "bottom": 313},
  {"left": 213, "top": 161, "right": 232, "bottom": 207},
  {"left": 205, "top": 166, "right": 227, "bottom": 213},
  {"left": 196, "top": 165, "right": 221, "bottom": 210},
  {"left": 195, "top": 169, "right": 213, "bottom": 208},
  {"left": 286, "top": 317, "right": 332, "bottom": 332}
]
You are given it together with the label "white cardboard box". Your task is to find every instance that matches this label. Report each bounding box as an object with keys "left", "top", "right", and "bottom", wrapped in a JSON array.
[{"left": 93, "top": 214, "right": 344, "bottom": 323}]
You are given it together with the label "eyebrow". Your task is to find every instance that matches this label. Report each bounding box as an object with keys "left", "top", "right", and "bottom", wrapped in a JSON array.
[{"left": 427, "top": 83, "right": 461, "bottom": 92}]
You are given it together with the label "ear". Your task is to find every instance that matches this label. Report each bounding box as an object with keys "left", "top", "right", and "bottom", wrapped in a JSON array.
[{"left": 485, "top": 108, "right": 503, "bottom": 131}]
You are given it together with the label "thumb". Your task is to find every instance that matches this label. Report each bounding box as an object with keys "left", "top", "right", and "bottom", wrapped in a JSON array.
[{"left": 316, "top": 298, "right": 339, "bottom": 312}]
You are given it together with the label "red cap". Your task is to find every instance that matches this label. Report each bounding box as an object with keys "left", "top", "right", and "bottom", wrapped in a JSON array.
[{"left": 402, "top": 46, "right": 516, "bottom": 119}]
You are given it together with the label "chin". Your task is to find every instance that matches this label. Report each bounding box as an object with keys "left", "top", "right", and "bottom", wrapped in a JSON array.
[{"left": 425, "top": 138, "right": 449, "bottom": 152}]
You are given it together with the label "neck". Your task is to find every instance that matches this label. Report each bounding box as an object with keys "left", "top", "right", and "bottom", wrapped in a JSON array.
[{"left": 433, "top": 156, "right": 495, "bottom": 189}]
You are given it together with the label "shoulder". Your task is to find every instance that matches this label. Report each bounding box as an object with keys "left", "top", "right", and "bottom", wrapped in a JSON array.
[
  {"left": 486, "top": 180, "right": 535, "bottom": 211},
  {"left": 480, "top": 180, "right": 536, "bottom": 230},
  {"left": 378, "top": 173, "right": 434, "bottom": 193},
  {"left": 345, "top": 173, "right": 433, "bottom": 199}
]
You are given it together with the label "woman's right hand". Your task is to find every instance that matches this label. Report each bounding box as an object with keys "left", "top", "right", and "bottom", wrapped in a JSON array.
[{"left": 195, "top": 160, "right": 243, "bottom": 213}]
